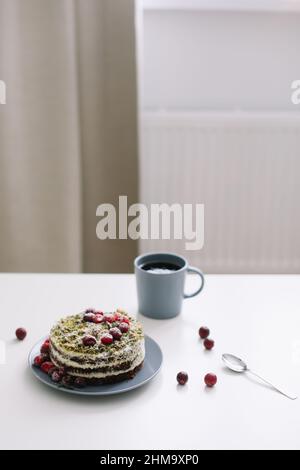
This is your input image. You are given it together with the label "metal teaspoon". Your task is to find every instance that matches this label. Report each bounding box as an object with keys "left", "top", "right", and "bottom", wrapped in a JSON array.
[{"left": 222, "top": 354, "right": 297, "bottom": 401}]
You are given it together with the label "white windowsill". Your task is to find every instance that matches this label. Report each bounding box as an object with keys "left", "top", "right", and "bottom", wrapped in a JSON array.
[{"left": 141, "top": 0, "right": 300, "bottom": 13}]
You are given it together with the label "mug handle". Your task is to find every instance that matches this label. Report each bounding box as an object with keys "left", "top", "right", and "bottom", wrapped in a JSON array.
[{"left": 184, "top": 266, "right": 205, "bottom": 299}]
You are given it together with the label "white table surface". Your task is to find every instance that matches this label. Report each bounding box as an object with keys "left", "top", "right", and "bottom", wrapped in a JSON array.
[{"left": 1, "top": 273, "right": 300, "bottom": 450}]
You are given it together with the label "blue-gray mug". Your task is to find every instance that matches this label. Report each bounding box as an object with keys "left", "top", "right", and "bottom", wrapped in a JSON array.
[{"left": 134, "top": 252, "right": 205, "bottom": 319}]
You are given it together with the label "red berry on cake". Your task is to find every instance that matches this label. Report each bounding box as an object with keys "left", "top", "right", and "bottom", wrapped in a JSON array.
[
  {"left": 121, "top": 317, "right": 130, "bottom": 325},
  {"left": 93, "top": 314, "right": 103, "bottom": 324},
  {"left": 15, "top": 328, "right": 27, "bottom": 341},
  {"left": 204, "top": 338, "right": 215, "bottom": 350},
  {"left": 177, "top": 371, "right": 188, "bottom": 385},
  {"left": 83, "top": 313, "right": 96, "bottom": 322},
  {"left": 33, "top": 355, "right": 44, "bottom": 367},
  {"left": 204, "top": 373, "right": 217, "bottom": 387},
  {"left": 41, "top": 361, "right": 55, "bottom": 374},
  {"left": 119, "top": 322, "right": 129, "bottom": 333},
  {"left": 103, "top": 313, "right": 115, "bottom": 323},
  {"left": 109, "top": 327, "right": 122, "bottom": 340},
  {"left": 199, "top": 326, "right": 210, "bottom": 339},
  {"left": 113, "top": 312, "right": 122, "bottom": 321},
  {"left": 85, "top": 308, "right": 95, "bottom": 313},
  {"left": 82, "top": 335, "right": 97, "bottom": 347},
  {"left": 101, "top": 333, "right": 114, "bottom": 345}
]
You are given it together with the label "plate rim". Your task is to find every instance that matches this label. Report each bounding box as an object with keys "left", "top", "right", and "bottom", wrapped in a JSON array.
[{"left": 28, "top": 334, "right": 163, "bottom": 396}]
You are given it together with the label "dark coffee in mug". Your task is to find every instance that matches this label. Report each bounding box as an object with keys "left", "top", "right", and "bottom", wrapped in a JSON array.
[
  {"left": 141, "top": 261, "right": 181, "bottom": 274},
  {"left": 135, "top": 253, "right": 205, "bottom": 319}
]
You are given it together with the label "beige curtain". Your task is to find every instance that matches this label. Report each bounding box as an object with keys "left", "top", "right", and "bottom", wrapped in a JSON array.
[{"left": 0, "top": 0, "right": 138, "bottom": 273}]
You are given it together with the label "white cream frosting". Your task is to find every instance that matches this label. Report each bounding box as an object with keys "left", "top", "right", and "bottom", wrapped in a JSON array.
[
  {"left": 51, "top": 341, "right": 145, "bottom": 378},
  {"left": 50, "top": 339, "right": 144, "bottom": 370}
]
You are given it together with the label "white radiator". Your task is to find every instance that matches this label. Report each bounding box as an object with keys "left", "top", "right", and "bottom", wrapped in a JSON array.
[{"left": 139, "top": 111, "right": 300, "bottom": 273}]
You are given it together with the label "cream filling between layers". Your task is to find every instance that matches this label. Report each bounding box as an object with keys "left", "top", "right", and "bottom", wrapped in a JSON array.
[
  {"left": 51, "top": 342, "right": 145, "bottom": 378},
  {"left": 50, "top": 339, "right": 143, "bottom": 369}
]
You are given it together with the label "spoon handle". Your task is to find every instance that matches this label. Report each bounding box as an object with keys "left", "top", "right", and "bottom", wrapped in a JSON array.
[{"left": 248, "top": 369, "right": 297, "bottom": 401}]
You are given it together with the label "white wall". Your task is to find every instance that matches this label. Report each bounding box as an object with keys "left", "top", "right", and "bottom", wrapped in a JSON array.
[
  {"left": 142, "top": 10, "right": 300, "bottom": 111},
  {"left": 138, "top": 8, "right": 300, "bottom": 273}
]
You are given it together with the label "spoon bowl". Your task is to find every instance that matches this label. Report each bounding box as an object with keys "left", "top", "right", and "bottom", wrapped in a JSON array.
[{"left": 222, "top": 354, "right": 247, "bottom": 373}]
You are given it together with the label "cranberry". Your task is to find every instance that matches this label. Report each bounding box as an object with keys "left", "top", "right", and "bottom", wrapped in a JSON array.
[
  {"left": 121, "top": 317, "right": 130, "bottom": 325},
  {"left": 83, "top": 313, "right": 96, "bottom": 322},
  {"left": 101, "top": 333, "right": 114, "bottom": 345},
  {"left": 61, "top": 375, "right": 73, "bottom": 387},
  {"left": 119, "top": 322, "right": 129, "bottom": 333},
  {"left": 199, "top": 326, "right": 210, "bottom": 339},
  {"left": 109, "top": 327, "right": 122, "bottom": 340},
  {"left": 93, "top": 314, "right": 103, "bottom": 324},
  {"left": 95, "top": 310, "right": 103, "bottom": 316},
  {"left": 82, "top": 335, "right": 97, "bottom": 347},
  {"left": 51, "top": 369, "right": 64, "bottom": 383},
  {"left": 74, "top": 377, "right": 86, "bottom": 388},
  {"left": 204, "top": 338, "right": 214, "bottom": 350},
  {"left": 40, "top": 340, "right": 50, "bottom": 354},
  {"left": 41, "top": 361, "right": 55, "bottom": 374},
  {"left": 204, "top": 373, "right": 217, "bottom": 387},
  {"left": 103, "top": 313, "right": 114, "bottom": 323},
  {"left": 177, "top": 371, "right": 188, "bottom": 385},
  {"left": 15, "top": 328, "right": 27, "bottom": 341},
  {"left": 40, "top": 353, "right": 50, "bottom": 363},
  {"left": 85, "top": 308, "right": 95, "bottom": 313},
  {"left": 114, "top": 312, "right": 122, "bottom": 321},
  {"left": 33, "top": 355, "right": 44, "bottom": 367}
]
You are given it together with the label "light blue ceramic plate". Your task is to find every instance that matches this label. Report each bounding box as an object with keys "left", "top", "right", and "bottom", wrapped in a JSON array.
[{"left": 28, "top": 335, "right": 163, "bottom": 396}]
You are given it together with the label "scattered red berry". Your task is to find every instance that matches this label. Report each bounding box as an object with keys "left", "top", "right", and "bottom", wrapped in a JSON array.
[
  {"left": 199, "top": 326, "right": 210, "bottom": 339},
  {"left": 93, "top": 314, "right": 103, "bottom": 324},
  {"left": 101, "top": 333, "right": 114, "bottom": 345},
  {"left": 204, "top": 373, "right": 217, "bottom": 387},
  {"left": 177, "top": 371, "right": 188, "bottom": 385},
  {"left": 74, "top": 377, "right": 86, "bottom": 388},
  {"left": 103, "top": 313, "right": 114, "bottom": 323},
  {"left": 114, "top": 312, "right": 122, "bottom": 321},
  {"left": 85, "top": 308, "right": 95, "bottom": 313},
  {"left": 82, "top": 335, "right": 97, "bottom": 347},
  {"left": 204, "top": 338, "right": 215, "bottom": 350},
  {"left": 83, "top": 313, "right": 96, "bottom": 322},
  {"left": 15, "top": 328, "right": 27, "bottom": 341},
  {"left": 40, "top": 340, "right": 50, "bottom": 354},
  {"left": 119, "top": 322, "right": 129, "bottom": 333},
  {"left": 33, "top": 355, "right": 44, "bottom": 367},
  {"left": 121, "top": 317, "right": 130, "bottom": 325},
  {"left": 109, "top": 327, "right": 122, "bottom": 340},
  {"left": 95, "top": 310, "right": 103, "bottom": 316},
  {"left": 41, "top": 361, "right": 55, "bottom": 374}
]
